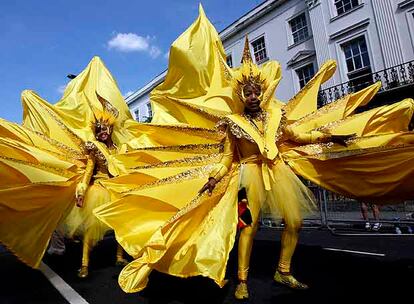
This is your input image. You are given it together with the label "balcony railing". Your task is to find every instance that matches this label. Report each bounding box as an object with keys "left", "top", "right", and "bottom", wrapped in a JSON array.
[{"left": 318, "top": 60, "right": 414, "bottom": 105}]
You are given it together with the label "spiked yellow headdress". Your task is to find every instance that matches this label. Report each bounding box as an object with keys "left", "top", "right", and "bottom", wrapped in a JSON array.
[
  {"left": 91, "top": 93, "right": 119, "bottom": 134},
  {"left": 232, "top": 36, "right": 269, "bottom": 105}
]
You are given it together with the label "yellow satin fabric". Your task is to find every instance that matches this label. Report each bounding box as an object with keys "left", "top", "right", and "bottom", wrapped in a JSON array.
[
  {"left": 0, "top": 182, "right": 77, "bottom": 267},
  {"left": 96, "top": 164, "right": 239, "bottom": 292},
  {"left": 0, "top": 56, "right": 146, "bottom": 268},
  {"left": 94, "top": 6, "right": 414, "bottom": 294},
  {"left": 64, "top": 182, "right": 112, "bottom": 245}
]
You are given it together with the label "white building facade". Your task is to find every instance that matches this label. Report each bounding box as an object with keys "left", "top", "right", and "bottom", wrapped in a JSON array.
[{"left": 127, "top": 0, "right": 414, "bottom": 120}]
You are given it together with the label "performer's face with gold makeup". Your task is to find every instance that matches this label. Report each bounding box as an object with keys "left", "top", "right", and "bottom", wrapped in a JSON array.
[
  {"left": 96, "top": 124, "right": 112, "bottom": 143},
  {"left": 243, "top": 84, "right": 261, "bottom": 113}
]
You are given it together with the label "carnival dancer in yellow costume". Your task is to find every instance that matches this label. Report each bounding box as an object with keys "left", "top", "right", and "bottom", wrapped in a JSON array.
[
  {"left": 95, "top": 5, "right": 414, "bottom": 299},
  {"left": 197, "top": 47, "right": 352, "bottom": 298},
  {"left": 67, "top": 102, "right": 130, "bottom": 278},
  {"left": 0, "top": 57, "right": 149, "bottom": 275}
]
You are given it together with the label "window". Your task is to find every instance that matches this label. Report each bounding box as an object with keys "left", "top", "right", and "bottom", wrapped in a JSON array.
[
  {"left": 146, "top": 103, "right": 152, "bottom": 119},
  {"left": 342, "top": 36, "right": 372, "bottom": 91},
  {"left": 251, "top": 36, "right": 268, "bottom": 64},
  {"left": 334, "top": 0, "right": 359, "bottom": 16},
  {"left": 289, "top": 13, "right": 309, "bottom": 44},
  {"left": 226, "top": 54, "right": 233, "bottom": 68},
  {"left": 134, "top": 109, "right": 140, "bottom": 121},
  {"left": 296, "top": 64, "right": 315, "bottom": 88},
  {"left": 342, "top": 37, "right": 370, "bottom": 73}
]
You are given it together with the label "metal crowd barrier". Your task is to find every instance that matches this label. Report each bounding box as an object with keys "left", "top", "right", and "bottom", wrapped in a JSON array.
[{"left": 260, "top": 184, "right": 414, "bottom": 236}]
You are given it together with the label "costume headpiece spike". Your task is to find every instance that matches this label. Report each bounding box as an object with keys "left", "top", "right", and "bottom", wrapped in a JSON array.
[
  {"left": 91, "top": 92, "right": 118, "bottom": 134},
  {"left": 96, "top": 92, "right": 119, "bottom": 119},
  {"left": 232, "top": 37, "right": 267, "bottom": 104},
  {"left": 241, "top": 35, "right": 252, "bottom": 64}
]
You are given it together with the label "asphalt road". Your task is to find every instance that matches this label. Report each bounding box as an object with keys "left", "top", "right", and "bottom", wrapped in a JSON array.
[{"left": 1, "top": 228, "right": 413, "bottom": 304}]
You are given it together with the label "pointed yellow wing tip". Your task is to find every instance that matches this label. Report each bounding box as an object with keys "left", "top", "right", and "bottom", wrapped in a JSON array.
[
  {"left": 320, "top": 59, "right": 337, "bottom": 71},
  {"left": 21, "top": 89, "right": 36, "bottom": 98},
  {"left": 90, "top": 56, "right": 104, "bottom": 66},
  {"left": 199, "top": 3, "right": 205, "bottom": 15}
]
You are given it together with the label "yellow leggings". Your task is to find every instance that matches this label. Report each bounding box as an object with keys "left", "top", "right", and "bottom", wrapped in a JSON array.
[
  {"left": 237, "top": 198, "right": 301, "bottom": 281},
  {"left": 81, "top": 230, "right": 125, "bottom": 267}
]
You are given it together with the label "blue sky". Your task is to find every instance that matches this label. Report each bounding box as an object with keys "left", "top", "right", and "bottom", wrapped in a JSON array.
[{"left": 0, "top": 0, "right": 263, "bottom": 122}]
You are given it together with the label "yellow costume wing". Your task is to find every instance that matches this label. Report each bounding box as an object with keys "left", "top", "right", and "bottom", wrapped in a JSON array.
[
  {"left": 150, "top": 5, "right": 234, "bottom": 128},
  {"left": 95, "top": 4, "right": 414, "bottom": 295},
  {"left": 0, "top": 126, "right": 83, "bottom": 267},
  {"left": 284, "top": 60, "right": 337, "bottom": 121},
  {"left": 0, "top": 56, "right": 140, "bottom": 267},
  {"left": 284, "top": 134, "right": 414, "bottom": 202},
  {"left": 286, "top": 82, "right": 381, "bottom": 135},
  {"left": 95, "top": 162, "right": 239, "bottom": 293}
]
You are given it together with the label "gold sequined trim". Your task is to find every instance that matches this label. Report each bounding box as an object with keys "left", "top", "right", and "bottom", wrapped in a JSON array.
[
  {"left": 276, "top": 108, "right": 288, "bottom": 143},
  {"left": 242, "top": 111, "right": 268, "bottom": 137},
  {"left": 122, "top": 164, "right": 215, "bottom": 194},
  {"left": 29, "top": 129, "right": 84, "bottom": 159},
  {"left": 290, "top": 136, "right": 412, "bottom": 159},
  {"left": 288, "top": 96, "right": 348, "bottom": 129},
  {"left": 132, "top": 153, "right": 221, "bottom": 170},
  {"left": 83, "top": 141, "right": 108, "bottom": 173},
  {"left": 164, "top": 164, "right": 238, "bottom": 226},
  {"left": 291, "top": 142, "right": 335, "bottom": 155},
  {"left": 142, "top": 124, "right": 224, "bottom": 141},
  {"left": 133, "top": 143, "right": 224, "bottom": 154},
  {"left": 0, "top": 156, "right": 75, "bottom": 178},
  {"left": 42, "top": 107, "right": 85, "bottom": 151},
  {"left": 163, "top": 96, "right": 225, "bottom": 121},
  {"left": 310, "top": 143, "right": 411, "bottom": 160},
  {"left": 216, "top": 45, "right": 233, "bottom": 83},
  {"left": 216, "top": 118, "right": 255, "bottom": 143}
]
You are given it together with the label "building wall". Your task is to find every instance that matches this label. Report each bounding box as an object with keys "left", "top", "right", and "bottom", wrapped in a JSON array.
[
  {"left": 222, "top": 0, "right": 312, "bottom": 101},
  {"left": 127, "top": 0, "right": 414, "bottom": 120}
]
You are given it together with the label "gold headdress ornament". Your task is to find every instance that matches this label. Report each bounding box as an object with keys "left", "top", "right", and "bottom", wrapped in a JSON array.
[
  {"left": 91, "top": 92, "right": 119, "bottom": 133},
  {"left": 232, "top": 36, "right": 268, "bottom": 104}
]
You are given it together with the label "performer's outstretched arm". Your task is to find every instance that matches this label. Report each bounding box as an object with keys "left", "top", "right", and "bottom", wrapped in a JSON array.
[
  {"left": 199, "top": 129, "right": 234, "bottom": 195},
  {"left": 75, "top": 155, "right": 95, "bottom": 207},
  {"left": 285, "top": 126, "right": 354, "bottom": 146}
]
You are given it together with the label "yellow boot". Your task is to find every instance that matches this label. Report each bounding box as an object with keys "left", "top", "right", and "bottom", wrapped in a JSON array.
[
  {"left": 78, "top": 266, "right": 89, "bottom": 278},
  {"left": 274, "top": 270, "right": 308, "bottom": 290},
  {"left": 78, "top": 239, "right": 91, "bottom": 279},
  {"left": 234, "top": 281, "right": 249, "bottom": 300}
]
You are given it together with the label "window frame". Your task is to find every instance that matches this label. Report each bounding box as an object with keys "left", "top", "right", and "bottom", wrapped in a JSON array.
[
  {"left": 226, "top": 53, "right": 233, "bottom": 68},
  {"left": 329, "top": 0, "right": 364, "bottom": 21},
  {"left": 341, "top": 35, "right": 371, "bottom": 74},
  {"left": 334, "top": 0, "right": 360, "bottom": 16},
  {"left": 250, "top": 35, "right": 269, "bottom": 65},
  {"left": 288, "top": 12, "right": 310, "bottom": 45},
  {"left": 146, "top": 103, "right": 152, "bottom": 119},
  {"left": 134, "top": 109, "right": 140, "bottom": 121}
]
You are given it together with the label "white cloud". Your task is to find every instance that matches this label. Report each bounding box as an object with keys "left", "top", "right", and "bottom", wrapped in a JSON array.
[
  {"left": 108, "top": 33, "right": 162, "bottom": 59},
  {"left": 149, "top": 46, "right": 162, "bottom": 58},
  {"left": 57, "top": 85, "right": 66, "bottom": 94},
  {"left": 108, "top": 33, "right": 149, "bottom": 52}
]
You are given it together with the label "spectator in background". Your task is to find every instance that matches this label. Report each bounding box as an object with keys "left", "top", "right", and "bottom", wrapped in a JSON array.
[{"left": 361, "top": 202, "right": 381, "bottom": 231}]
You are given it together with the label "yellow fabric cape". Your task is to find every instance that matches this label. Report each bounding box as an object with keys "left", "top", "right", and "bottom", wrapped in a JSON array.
[
  {"left": 0, "top": 57, "right": 155, "bottom": 267},
  {"left": 94, "top": 5, "right": 414, "bottom": 293}
]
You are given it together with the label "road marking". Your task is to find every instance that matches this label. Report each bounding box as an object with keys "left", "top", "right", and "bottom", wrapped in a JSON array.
[
  {"left": 323, "top": 247, "right": 386, "bottom": 257},
  {"left": 39, "top": 262, "right": 89, "bottom": 304}
]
